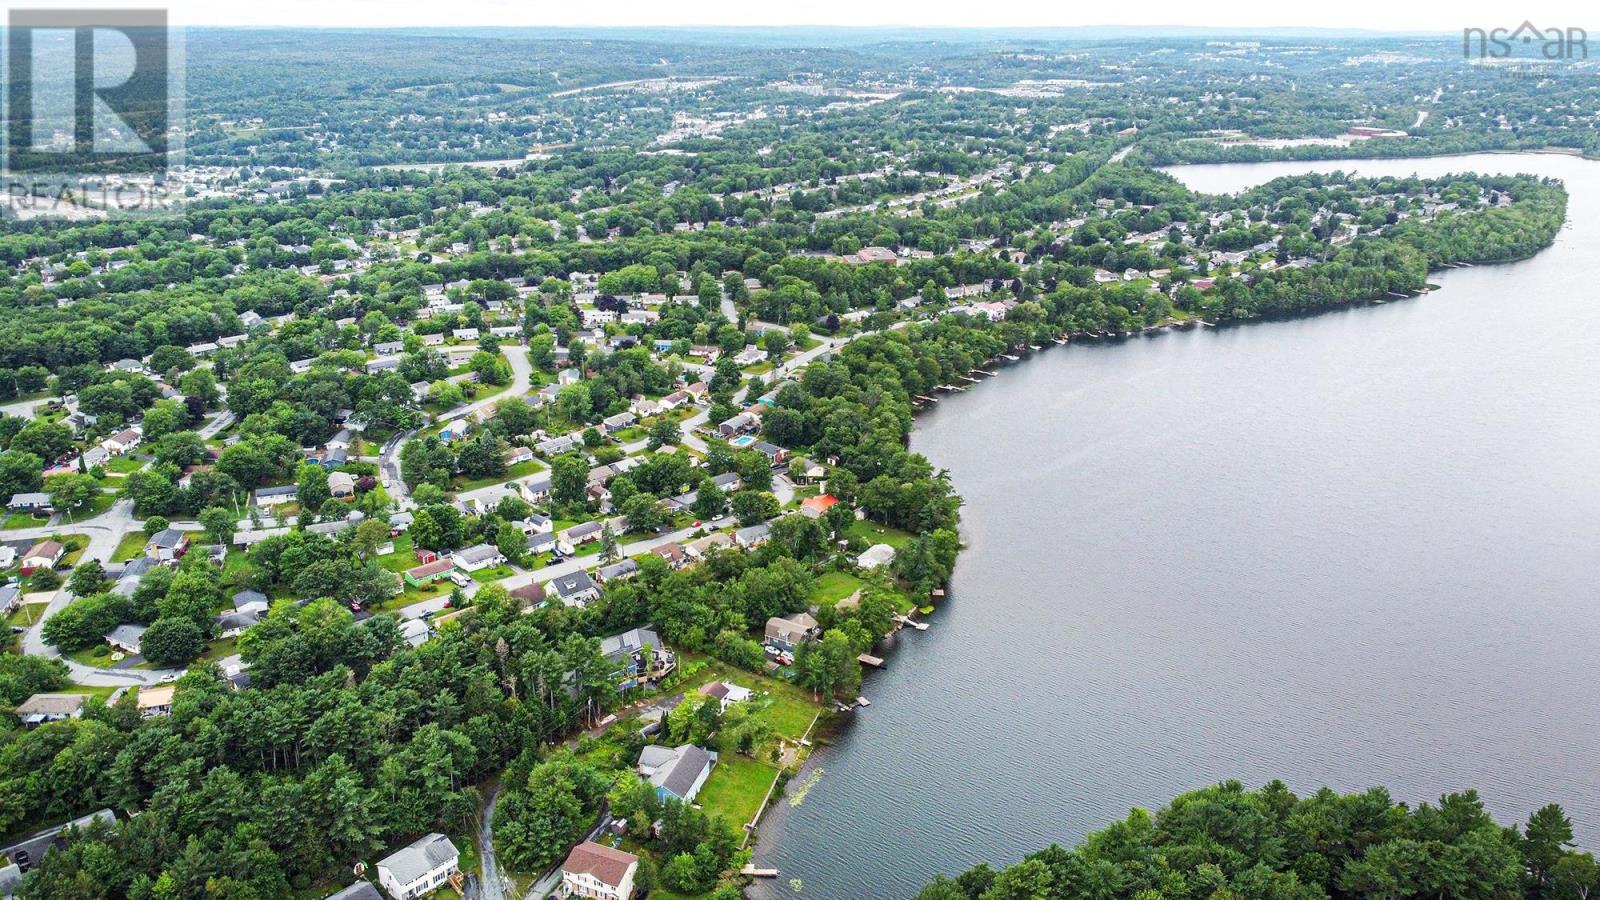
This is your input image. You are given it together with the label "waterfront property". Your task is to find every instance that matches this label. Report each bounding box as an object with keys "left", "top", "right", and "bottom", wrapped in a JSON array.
[
  {"left": 559, "top": 841, "right": 639, "bottom": 900},
  {"left": 638, "top": 744, "right": 717, "bottom": 804}
]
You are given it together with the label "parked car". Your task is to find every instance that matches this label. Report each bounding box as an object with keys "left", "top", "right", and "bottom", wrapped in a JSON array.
[{"left": 449, "top": 570, "right": 472, "bottom": 588}]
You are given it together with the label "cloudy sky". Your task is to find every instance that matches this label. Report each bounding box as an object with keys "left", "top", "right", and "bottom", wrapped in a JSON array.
[{"left": 150, "top": 0, "right": 1595, "bottom": 32}]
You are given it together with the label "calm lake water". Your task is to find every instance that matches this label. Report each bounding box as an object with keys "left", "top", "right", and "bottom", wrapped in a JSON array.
[{"left": 751, "top": 153, "right": 1600, "bottom": 899}]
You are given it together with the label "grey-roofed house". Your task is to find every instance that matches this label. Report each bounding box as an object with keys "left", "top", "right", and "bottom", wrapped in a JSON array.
[
  {"left": 546, "top": 570, "right": 600, "bottom": 607},
  {"left": 735, "top": 522, "right": 771, "bottom": 549},
  {"left": 7, "top": 492, "right": 51, "bottom": 512},
  {"left": 765, "top": 612, "right": 820, "bottom": 653},
  {"left": 232, "top": 589, "right": 269, "bottom": 616},
  {"left": 451, "top": 543, "right": 504, "bottom": 572},
  {"left": 254, "top": 485, "right": 297, "bottom": 507},
  {"left": 375, "top": 833, "right": 459, "bottom": 900},
  {"left": 105, "top": 624, "right": 146, "bottom": 655},
  {"left": 525, "top": 532, "right": 557, "bottom": 555},
  {"left": 601, "top": 625, "right": 674, "bottom": 689},
  {"left": 13, "top": 693, "right": 86, "bottom": 727},
  {"left": 637, "top": 744, "right": 717, "bottom": 804},
  {"left": 596, "top": 558, "right": 639, "bottom": 583},
  {"left": 560, "top": 520, "right": 603, "bottom": 545}
]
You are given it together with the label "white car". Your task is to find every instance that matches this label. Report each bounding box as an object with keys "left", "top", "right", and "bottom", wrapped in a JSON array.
[{"left": 449, "top": 570, "right": 473, "bottom": 588}]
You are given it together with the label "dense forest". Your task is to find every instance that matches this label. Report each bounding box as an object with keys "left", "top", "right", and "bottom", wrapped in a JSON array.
[{"left": 918, "top": 781, "right": 1600, "bottom": 900}]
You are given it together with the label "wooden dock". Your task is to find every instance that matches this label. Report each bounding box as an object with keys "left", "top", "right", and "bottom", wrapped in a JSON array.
[
  {"left": 858, "top": 653, "right": 885, "bottom": 668},
  {"left": 893, "top": 615, "right": 929, "bottom": 631},
  {"left": 741, "top": 866, "right": 780, "bottom": 878}
]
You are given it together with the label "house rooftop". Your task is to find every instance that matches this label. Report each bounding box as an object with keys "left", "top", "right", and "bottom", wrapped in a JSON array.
[
  {"left": 376, "top": 833, "right": 458, "bottom": 887},
  {"left": 561, "top": 842, "right": 638, "bottom": 889}
]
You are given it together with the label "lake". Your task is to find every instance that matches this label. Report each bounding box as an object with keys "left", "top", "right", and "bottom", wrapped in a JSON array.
[{"left": 750, "top": 153, "right": 1600, "bottom": 899}]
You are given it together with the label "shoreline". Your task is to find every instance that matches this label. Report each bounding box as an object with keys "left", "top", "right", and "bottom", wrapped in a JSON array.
[{"left": 739, "top": 217, "right": 1564, "bottom": 882}]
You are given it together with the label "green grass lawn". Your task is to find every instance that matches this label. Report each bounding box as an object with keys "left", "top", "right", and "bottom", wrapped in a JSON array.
[
  {"left": 696, "top": 753, "right": 781, "bottom": 829},
  {"left": 58, "top": 535, "right": 91, "bottom": 567},
  {"left": 103, "top": 456, "right": 146, "bottom": 474},
  {"left": 665, "top": 653, "right": 824, "bottom": 744},
  {"left": 847, "top": 519, "right": 916, "bottom": 550},
  {"left": 454, "top": 458, "right": 545, "bottom": 491},
  {"left": 197, "top": 635, "right": 240, "bottom": 663},
  {"left": 609, "top": 426, "right": 647, "bottom": 443},
  {"left": 2, "top": 511, "right": 50, "bottom": 529},
  {"left": 470, "top": 564, "right": 514, "bottom": 583},
  {"left": 809, "top": 571, "right": 866, "bottom": 606},
  {"left": 59, "top": 489, "right": 117, "bottom": 521},
  {"left": 376, "top": 534, "right": 417, "bottom": 573},
  {"left": 111, "top": 530, "right": 149, "bottom": 562},
  {"left": 4, "top": 603, "right": 44, "bottom": 628}
]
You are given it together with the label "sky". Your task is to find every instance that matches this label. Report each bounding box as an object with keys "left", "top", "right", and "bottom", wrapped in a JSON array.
[{"left": 130, "top": 0, "right": 1598, "bottom": 32}]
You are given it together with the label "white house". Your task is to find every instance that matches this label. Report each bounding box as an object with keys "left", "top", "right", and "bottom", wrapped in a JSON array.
[
  {"left": 559, "top": 842, "right": 639, "bottom": 900},
  {"left": 858, "top": 543, "right": 896, "bottom": 570},
  {"left": 375, "top": 833, "right": 459, "bottom": 900},
  {"left": 451, "top": 544, "right": 504, "bottom": 573}
]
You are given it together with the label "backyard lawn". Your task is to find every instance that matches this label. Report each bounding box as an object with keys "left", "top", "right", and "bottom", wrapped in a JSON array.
[
  {"left": 696, "top": 753, "right": 780, "bottom": 830},
  {"left": 847, "top": 519, "right": 915, "bottom": 550},
  {"left": 809, "top": 570, "right": 865, "bottom": 606}
]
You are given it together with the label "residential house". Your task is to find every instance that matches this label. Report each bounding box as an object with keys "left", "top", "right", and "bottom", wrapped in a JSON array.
[
  {"left": 404, "top": 559, "right": 455, "bottom": 588},
  {"left": 452, "top": 327, "right": 480, "bottom": 342},
  {"left": 7, "top": 492, "right": 51, "bottom": 513},
  {"left": 799, "top": 494, "right": 838, "bottom": 519},
  {"left": 521, "top": 512, "right": 552, "bottom": 535},
  {"left": 733, "top": 347, "right": 766, "bottom": 366},
  {"left": 0, "top": 583, "right": 19, "bottom": 617},
  {"left": 232, "top": 589, "right": 269, "bottom": 617},
  {"left": 751, "top": 441, "right": 789, "bottom": 466},
  {"left": 788, "top": 456, "right": 827, "bottom": 483},
  {"left": 536, "top": 433, "right": 582, "bottom": 456},
  {"left": 451, "top": 544, "right": 504, "bottom": 573},
  {"left": 684, "top": 532, "right": 732, "bottom": 559},
  {"left": 328, "top": 471, "right": 357, "bottom": 499},
  {"left": 375, "top": 833, "right": 460, "bottom": 900},
  {"left": 650, "top": 542, "right": 687, "bottom": 569},
  {"left": 254, "top": 485, "right": 296, "bottom": 507},
  {"left": 718, "top": 412, "right": 758, "bottom": 437},
  {"left": 546, "top": 570, "right": 600, "bottom": 607},
  {"left": 602, "top": 412, "right": 637, "bottom": 434},
  {"left": 145, "top": 528, "right": 189, "bottom": 564},
  {"left": 136, "top": 684, "right": 176, "bottom": 718},
  {"left": 508, "top": 582, "right": 546, "bottom": 609},
  {"left": 858, "top": 543, "right": 896, "bottom": 570},
  {"left": 698, "top": 680, "right": 753, "bottom": 713},
  {"left": 559, "top": 842, "right": 639, "bottom": 900},
  {"left": 19, "top": 541, "right": 64, "bottom": 575},
  {"left": 659, "top": 390, "right": 689, "bottom": 410},
  {"left": 560, "top": 520, "right": 604, "bottom": 546},
  {"left": 637, "top": 744, "right": 717, "bottom": 804},
  {"left": 105, "top": 624, "right": 146, "bottom": 655},
  {"left": 373, "top": 340, "right": 404, "bottom": 355},
  {"left": 735, "top": 523, "right": 770, "bottom": 549},
  {"left": 765, "top": 613, "right": 820, "bottom": 653},
  {"left": 13, "top": 693, "right": 86, "bottom": 727},
  {"left": 596, "top": 559, "right": 638, "bottom": 583},
  {"left": 505, "top": 445, "right": 535, "bottom": 465},
  {"left": 104, "top": 428, "right": 142, "bottom": 455},
  {"left": 600, "top": 625, "right": 674, "bottom": 690},
  {"left": 525, "top": 532, "right": 557, "bottom": 556},
  {"left": 214, "top": 610, "right": 261, "bottom": 639}
]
